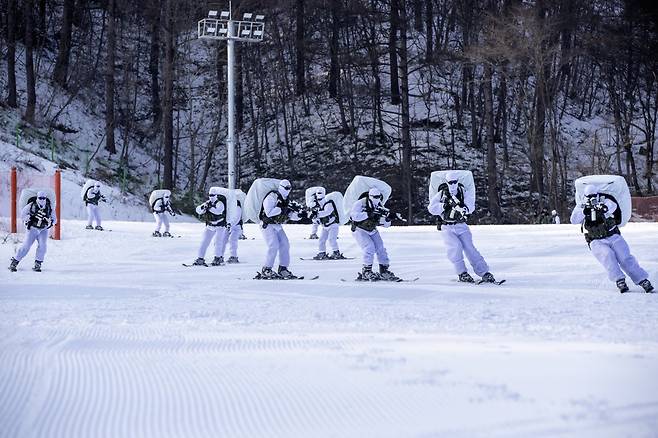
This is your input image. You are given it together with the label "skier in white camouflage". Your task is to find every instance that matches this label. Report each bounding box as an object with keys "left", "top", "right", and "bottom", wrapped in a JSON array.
[
  {"left": 309, "top": 187, "right": 344, "bottom": 260},
  {"left": 191, "top": 187, "right": 228, "bottom": 267},
  {"left": 259, "top": 179, "right": 302, "bottom": 279},
  {"left": 222, "top": 195, "right": 244, "bottom": 263},
  {"left": 8, "top": 191, "right": 57, "bottom": 272},
  {"left": 570, "top": 185, "right": 653, "bottom": 293},
  {"left": 428, "top": 171, "right": 498, "bottom": 284},
  {"left": 83, "top": 181, "right": 106, "bottom": 230},
  {"left": 349, "top": 187, "right": 398, "bottom": 281},
  {"left": 151, "top": 190, "right": 176, "bottom": 237}
]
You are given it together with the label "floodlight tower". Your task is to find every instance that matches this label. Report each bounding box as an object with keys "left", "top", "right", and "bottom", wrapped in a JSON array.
[{"left": 198, "top": 2, "right": 265, "bottom": 190}]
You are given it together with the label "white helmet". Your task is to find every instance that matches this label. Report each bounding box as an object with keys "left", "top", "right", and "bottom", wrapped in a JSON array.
[
  {"left": 445, "top": 171, "right": 460, "bottom": 184},
  {"left": 36, "top": 191, "right": 48, "bottom": 208},
  {"left": 278, "top": 179, "right": 292, "bottom": 197},
  {"left": 583, "top": 185, "right": 598, "bottom": 197},
  {"left": 551, "top": 209, "right": 557, "bottom": 216},
  {"left": 368, "top": 187, "right": 383, "bottom": 205},
  {"left": 94, "top": 181, "right": 102, "bottom": 190},
  {"left": 315, "top": 187, "right": 326, "bottom": 200}
]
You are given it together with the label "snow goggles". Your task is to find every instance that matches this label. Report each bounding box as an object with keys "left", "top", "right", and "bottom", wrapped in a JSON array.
[
  {"left": 281, "top": 185, "right": 291, "bottom": 191},
  {"left": 208, "top": 194, "right": 218, "bottom": 198},
  {"left": 37, "top": 196, "right": 47, "bottom": 200},
  {"left": 369, "top": 194, "right": 383, "bottom": 200},
  {"left": 447, "top": 180, "right": 459, "bottom": 185}
]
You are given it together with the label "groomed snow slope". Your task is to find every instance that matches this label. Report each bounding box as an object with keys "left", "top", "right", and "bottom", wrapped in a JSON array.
[{"left": 1, "top": 222, "right": 658, "bottom": 437}]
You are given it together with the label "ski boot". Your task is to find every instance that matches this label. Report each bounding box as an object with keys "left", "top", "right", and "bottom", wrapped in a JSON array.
[
  {"left": 227, "top": 256, "right": 240, "bottom": 264},
  {"left": 278, "top": 266, "right": 297, "bottom": 279},
  {"left": 95, "top": 225, "right": 104, "bottom": 231},
  {"left": 8, "top": 258, "right": 19, "bottom": 272},
  {"left": 313, "top": 252, "right": 328, "bottom": 260},
  {"left": 616, "top": 278, "right": 629, "bottom": 293},
  {"left": 239, "top": 234, "right": 247, "bottom": 240},
  {"left": 379, "top": 264, "right": 400, "bottom": 281},
  {"left": 639, "top": 279, "right": 654, "bottom": 293},
  {"left": 480, "top": 272, "right": 496, "bottom": 283},
  {"left": 260, "top": 267, "right": 279, "bottom": 279},
  {"left": 458, "top": 272, "right": 475, "bottom": 283},
  {"left": 309, "top": 233, "right": 319, "bottom": 240},
  {"left": 329, "top": 250, "right": 344, "bottom": 260},
  {"left": 162, "top": 231, "right": 172, "bottom": 237},
  {"left": 359, "top": 265, "right": 380, "bottom": 281},
  {"left": 152, "top": 231, "right": 161, "bottom": 237},
  {"left": 192, "top": 257, "right": 207, "bottom": 267},
  {"left": 85, "top": 225, "right": 94, "bottom": 230},
  {"left": 211, "top": 256, "right": 224, "bottom": 266},
  {"left": 32, "top": 260, "right": 42, "bottom": 272}
]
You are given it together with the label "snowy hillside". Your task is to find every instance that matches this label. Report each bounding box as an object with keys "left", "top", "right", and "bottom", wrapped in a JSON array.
[
  {"left": 1, "top": 221, "right": 657, "bottom": 437},
  {"left": 0, "top": 137, "right": 198, "bottom": 230}
]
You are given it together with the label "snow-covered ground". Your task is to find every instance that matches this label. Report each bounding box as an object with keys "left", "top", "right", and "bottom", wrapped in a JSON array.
[{"left": 1, "top": 221, "right": 658, "bottom": 437}]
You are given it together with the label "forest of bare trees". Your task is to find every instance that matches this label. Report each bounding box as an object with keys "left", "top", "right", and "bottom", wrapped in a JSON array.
[{"left": 1, "top": 0, "right": 657, "bottom": 223}]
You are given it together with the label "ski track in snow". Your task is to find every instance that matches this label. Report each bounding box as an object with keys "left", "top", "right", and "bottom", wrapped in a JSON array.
[{"left": 1, "top": 221, "right": 658, "bottom": 437}]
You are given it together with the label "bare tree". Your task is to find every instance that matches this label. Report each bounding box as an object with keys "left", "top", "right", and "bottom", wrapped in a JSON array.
[
  {"left": 24, "top": 0, "right": 37, "bottom": 123},
  {"left": 104, "top": 0, "right": 116, "bottom": 154},
  {"left": 53, "top": 0, "right": 75, "bottom": 88},
  {"left": 6, "top": 0, "right": 18, "bottom": 107}
]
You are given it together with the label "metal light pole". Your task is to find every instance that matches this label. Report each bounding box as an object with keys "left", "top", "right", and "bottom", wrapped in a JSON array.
[{"left": 198, "top": 3, "right": 265, "bottom": 190}]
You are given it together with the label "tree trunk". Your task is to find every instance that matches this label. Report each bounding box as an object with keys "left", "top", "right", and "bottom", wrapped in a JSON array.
[
  {"left": 399, "top": 0, "right": 413, "bottom": 223},
  {"left": 328, "top": 0, "right": 340, "bottom": 98},
  {"left": 162, "top": 0, "right": 175, "bottom": 189},
  {"left": 484, "top": 63, "right": 501, "bottom": 220},
  {"left": 24, "top": 0, "right": 36, "bottom": 123},
  {"left": 6, "top": 0, "right": 17, "bottom": 107},
  {"left": 425, "top": 0, "right": 433, "bottom": 62},
  {"left": 53, "top": 0, "right": 75, "bottom": 88},
  {"left": 149, "top": 0, "right": 162, "bottom": 130},
  {"left": 104, "top": 0, "right": 116, "bottom": 154},
  {"left": 295, "top": 0, "right": 305, "bottom": 96},
  {"left": 389, "top": 0, "right": 401, "bottom": 105}
]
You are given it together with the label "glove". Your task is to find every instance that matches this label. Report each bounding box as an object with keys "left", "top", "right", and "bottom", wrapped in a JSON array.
[{"left": 24, "top": 221, "right": 31, "bottom": 230}]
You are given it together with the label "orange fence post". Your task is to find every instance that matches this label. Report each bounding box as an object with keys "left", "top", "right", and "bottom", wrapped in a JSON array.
[
  {"left": 10, "top": 167, "right": 17, "bottom": 233},
  {"left": 54, "top": 169, "right": 61, "bottom": 240}
]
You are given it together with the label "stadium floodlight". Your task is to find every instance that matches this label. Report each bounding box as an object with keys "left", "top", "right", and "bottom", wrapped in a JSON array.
[{"left": 197, "top": 1, "right": 266, "bottom": 190}]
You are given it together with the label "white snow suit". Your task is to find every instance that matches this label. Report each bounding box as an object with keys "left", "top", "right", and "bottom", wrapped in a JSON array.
[
  {"left": 316, "top": 199, "right": 340, "bottom": 253},
  {"left": 222, "top": 202, "right": 243, "bottom": 258},
  {"left": 83, "top": 186, "right": 103, "bottom": 227},
  {"left": 428, "top": 191, "right": 489, "bottom": 276},
  {"left": 15, "top": 201, "right": 57, "bottom": 263},
  {"left": 350, "top": 197, "right": 390, "bottom": 266},
  {"left": 260, "top": 191, "right": 299, "bottom": 268},
  {"left": 195, "top": 199, "right": 227, "bottom": 259},
  {"left": 570, "top": 199, "right": 648, "bottom": 284},
  {"left": 152, "top": 198, "right": 174, "bottom": 233}
]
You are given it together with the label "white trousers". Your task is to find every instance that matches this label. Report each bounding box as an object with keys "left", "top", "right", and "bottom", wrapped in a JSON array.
[
  {"left": 441, "top": 223, "right": 489, "bottom": 276},
  {"left": 319, "top": 223, "right": 340, "bottom": 253},
  {"left": 261, "top": 224, "right": 290, "bottom": 268},
  {"left": 86, "top": 204, "right": 101, "bottom": 227},
  {"left": 590, "top": 234, "right": 648, "bottom": 284},
  {"left": 311, "top": 222, "right": 319, "bottom": 235},
  {"left": 197, "top": 226, "right": 227, "bottom": 259},
  {"left": 222, "top": 224, "right": 242, "bottom": 258},
  {"left": 352, "top": 227, "right": 389, "bottom": 266},
  {"left": 153, "top": 212, "right": 170, "bottom": 232},
  {"left": 16, "top": 227, "right": 49, "bottom": 262}
]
